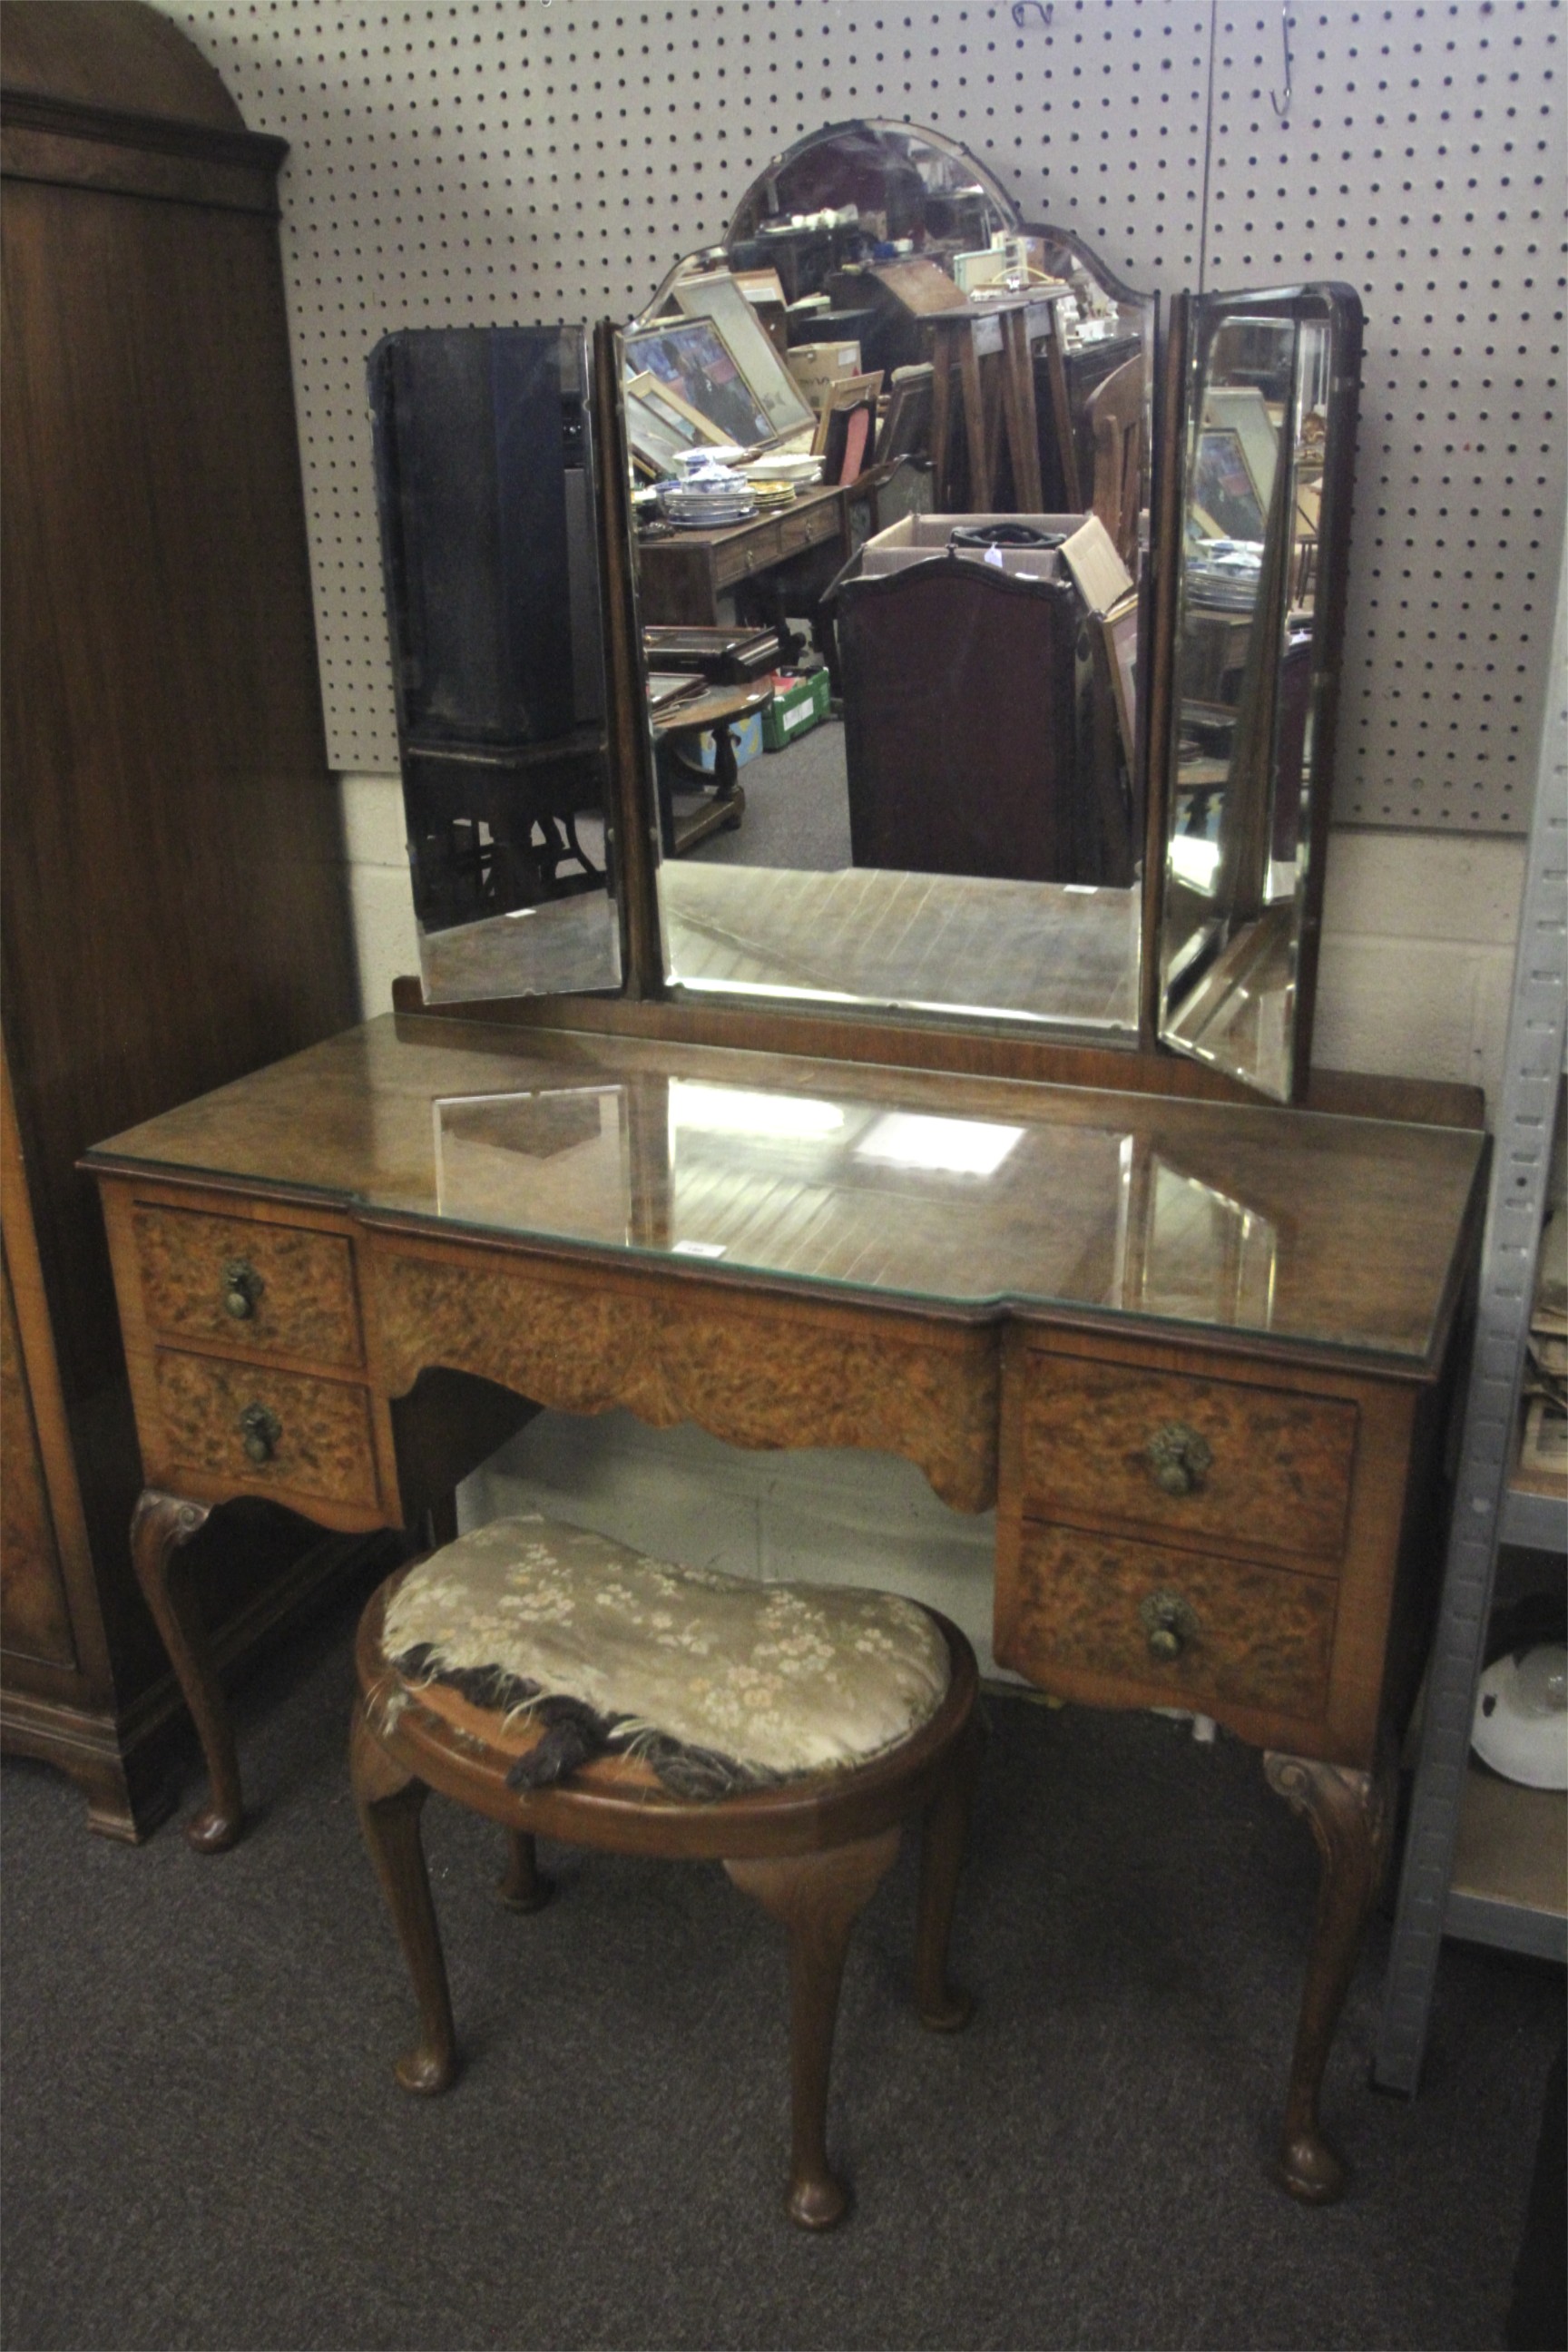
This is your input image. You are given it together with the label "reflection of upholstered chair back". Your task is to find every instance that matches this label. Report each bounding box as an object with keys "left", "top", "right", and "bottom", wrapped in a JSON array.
[
  {"left": 834, "top": 559, "right": 1086, "bottom": 884},
  {"left": 1086, "top": 357, "right": 1143, "bottom": 573}
]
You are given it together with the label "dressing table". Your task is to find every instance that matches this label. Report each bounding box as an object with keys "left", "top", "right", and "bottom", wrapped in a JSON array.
[
  {"left": 85, "top": 1013, "right": 1484, "bottom": 2207},
  {"left": 84, "top": 122, "right": 1489, "bottom": 2206}
]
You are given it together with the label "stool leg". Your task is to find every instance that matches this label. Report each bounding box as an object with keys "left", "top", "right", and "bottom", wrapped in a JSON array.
[
  {"left": 915, "top": 1717, "right": 983, "bottom": 2033},
  {"left": 350, "top": 1705, "right": 456, "bottom": 2096},
  {"left": 498, "top": 1828, "right": 554, "bottom": 1914},
  {"left": 726, "top": 1826, "right": 901, "bottom": 2230}
]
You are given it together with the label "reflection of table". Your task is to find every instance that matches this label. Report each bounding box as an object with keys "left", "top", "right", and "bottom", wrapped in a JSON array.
[
  {"left": 86, "top": 1014, "right": 1485, "bottom": 2206},
  {"left": 635, "top": 485, "right": 851, "bottom": 628},
  {"left": 649, "top": 681, "right": 774, "bottom": 857},
  {"left": 404, "top": 728, "right": 606, "bottom": 925}
]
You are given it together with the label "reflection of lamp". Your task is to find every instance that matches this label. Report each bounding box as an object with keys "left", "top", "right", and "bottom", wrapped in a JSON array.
[
  {"left": 669, "top": 1080, "right": 845, "bottom": 1140},
  {"left": 856, "top": 1112, "right": 1024, "bottom": 1176}
]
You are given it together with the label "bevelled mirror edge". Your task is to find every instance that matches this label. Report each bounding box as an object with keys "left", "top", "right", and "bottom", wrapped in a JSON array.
[
  {"left": 1288, "top": 286, "right": 1364, "bottom": 1093},
  {"left": 1154, "top": 281, "right": 1364, "bottom": 1106},
  {"left": 1139, "top": 289, "right": 1193, "bottom": 1053},
  {"left": 593, "top": 317, "right": 666, "bottom": 1001}
]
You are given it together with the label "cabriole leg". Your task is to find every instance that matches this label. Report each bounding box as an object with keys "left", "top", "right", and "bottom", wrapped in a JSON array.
[
  {"left": 915, "top": 1718, "right": 983, "bottom": 2033},
  {"left": 727, "top": 1826, "right": 902, "bottom": 2230},
  {"left": 129, "top": 1489, "right": 232, "bottom": 1851},
  {"left": 350, "top": 1702, "right": 456, "bottom": 2095},
  {"left": 1264, "top": 1736, "right": 1396, "bottom": 2203}
]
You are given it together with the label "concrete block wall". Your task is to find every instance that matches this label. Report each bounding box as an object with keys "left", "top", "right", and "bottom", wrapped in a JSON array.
[{"left": 342, "top": 769, "right": 1527, "bottom": 1111}]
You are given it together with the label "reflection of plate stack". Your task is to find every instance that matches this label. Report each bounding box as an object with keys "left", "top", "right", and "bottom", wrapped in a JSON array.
[
  {"left": 656, "top": 475, "right": 759, "bottom": 528},
  {"left": 745, "top": 477, "right": 804, "bottom": 511}
]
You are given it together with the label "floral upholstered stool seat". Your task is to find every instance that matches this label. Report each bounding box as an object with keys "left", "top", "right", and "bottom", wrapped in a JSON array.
[{"left": 351, "top": 1514, "right": 981, "bottom": 2230}]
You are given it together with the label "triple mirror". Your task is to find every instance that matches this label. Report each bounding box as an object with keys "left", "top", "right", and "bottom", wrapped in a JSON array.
[{"left": 369, "top": 121, "right": 1360, "bottom": 1104}]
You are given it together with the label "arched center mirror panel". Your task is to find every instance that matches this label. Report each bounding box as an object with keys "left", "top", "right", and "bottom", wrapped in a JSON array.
[{"left": 632, "top": 120, "right": 1159, "bottom": 1041}]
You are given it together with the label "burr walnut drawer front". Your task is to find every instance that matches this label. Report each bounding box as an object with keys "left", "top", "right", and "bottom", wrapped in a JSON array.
[
  {"left": 131, "top": 1203, "right": 362, "bottom": 1368},
  {"left": 995, "top": 1520, "right": 1338, "bottom": 1727},
  {"left": 149, "top": 1348, "right": 377, "bottom": 1508},
  {"left": 1019, "top": 1353, "right": 1357, "bottom": 1563}
]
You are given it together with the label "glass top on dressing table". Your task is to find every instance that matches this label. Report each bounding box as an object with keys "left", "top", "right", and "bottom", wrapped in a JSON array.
[{"left": 86, "top": 1015, "right": 1485, "bottom": 1369}]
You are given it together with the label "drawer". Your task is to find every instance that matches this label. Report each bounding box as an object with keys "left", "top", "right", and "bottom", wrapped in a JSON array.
[
  {"left": 1019, "top": 1353, "right": 1357, "bottom": 1562},
  {"left": 151, "top": 1349, "right": 377, "bottom": 1508},
  {"left": 996, "top": 1520, "right": 1336, "bottom": 1726},
  {"left": 132, "top": 1204, "right": 361, "bottom": 1368},
  {"left": 713, "top": 522, "right": 781, "bottom": 589},
  {"left": 777, "top": 501, "right": 837, "bottom": 556}
]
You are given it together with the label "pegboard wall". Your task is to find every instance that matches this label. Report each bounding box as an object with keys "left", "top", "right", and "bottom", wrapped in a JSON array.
[{"left": 166, "top": 0, "right": 1563, "bottom": 829}]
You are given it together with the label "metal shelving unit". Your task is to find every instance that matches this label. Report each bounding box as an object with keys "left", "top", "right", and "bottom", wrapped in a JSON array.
[{"left": 1374, "top": 540, "right": 1568, "bottom": 2092}]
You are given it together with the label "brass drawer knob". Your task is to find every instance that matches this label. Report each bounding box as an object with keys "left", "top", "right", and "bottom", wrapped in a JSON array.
[
  {"left": 1140, "top": 1590, "right": 1199, "bottom": 1661},
  {"left": 1145, "top": 1422, "right": 1213, "bottom": 1496},
  {"left": 239, "top": 1401, "right": 282, "bottom": 1465},
  {"left": 222, "top": 1259, "right": 265, "bottom": 1321}
]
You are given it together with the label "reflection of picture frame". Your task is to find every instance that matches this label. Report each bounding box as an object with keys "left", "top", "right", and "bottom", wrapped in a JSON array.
[
  {"left": 1191, "top": 426, "right": 1267, "bottom": 542},
  {"left": 821, "top": 397, "right": 877, "bottom": 486},
  {"left": 623, "top": 369, "right": 727, "bottom": 475},
  {"left": 671, "top": 272, "right": 816, "bottom": 439},
  {"left": 635, "top": 369, "right": 734, "bottom": 447},
  {"left": 876, "top": 362, "right": 934, "bottom": 465},
  {"left": 810, "top": 369, "right": 884, "bottom": 457},
  {"left": 622, "top": 317, "right": 773, "bottom": 450},
  {"left": 1102, "top": 587, "right": 1139, "bottom": 776},
  {"left": 1201, "top": 383, "right": 1278, "bottom": 511}
]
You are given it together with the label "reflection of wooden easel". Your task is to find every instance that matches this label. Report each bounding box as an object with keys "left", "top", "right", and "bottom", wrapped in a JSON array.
[{"left": 926, "top": 299, "right": 1045, "bottom": 510}]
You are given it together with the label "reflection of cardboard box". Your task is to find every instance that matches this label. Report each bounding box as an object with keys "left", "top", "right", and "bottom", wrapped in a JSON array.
[
  {"left": 859, "top": 511, "right": 1085, "bottom": 582},
  {"left": 787, "top": 342, "right": 862, "bottom": 407},
  {"left": 671, "top": 711, "right": 765, "bottom": 775},
  {"left": 1060, "top": 514, "right": 1135, "bottom": 617},
  {"left": 761, "top": 670, "right": 830, "bottom": 750}
]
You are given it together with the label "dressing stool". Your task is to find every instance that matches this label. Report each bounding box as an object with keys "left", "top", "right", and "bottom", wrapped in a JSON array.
[{"left": 350, "top": 1516, "right": 981, "bottom": 2229}]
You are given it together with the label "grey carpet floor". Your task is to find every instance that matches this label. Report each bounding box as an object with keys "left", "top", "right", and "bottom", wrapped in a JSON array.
[
  {"left": 2, "top": 1573, "right": 1559, "bottom": 2352},
  {"left": 672, "top": 717, "right": 852, "bottom": 872}
]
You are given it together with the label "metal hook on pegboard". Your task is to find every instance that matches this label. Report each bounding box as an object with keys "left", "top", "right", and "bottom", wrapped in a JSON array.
[
  {"left": 1011, "top": 3, "right": 1053, "bottom": 30},
  {"left": 1270, "top": 2, "right": 1295, "bottom": 118}
]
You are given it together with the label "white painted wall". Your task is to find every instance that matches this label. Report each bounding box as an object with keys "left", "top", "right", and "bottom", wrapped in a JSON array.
[
  {"left": 459, "top": 1406, "right": 1009, "bottom": 1677},
  {"left": 343, "top": 766, "right": 1526, "bottom": 1112}
]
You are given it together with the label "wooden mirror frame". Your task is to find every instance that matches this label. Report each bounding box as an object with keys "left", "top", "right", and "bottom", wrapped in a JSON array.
[{"left": 1148, "top": 285, "right": 1362, "bottom": 1105}]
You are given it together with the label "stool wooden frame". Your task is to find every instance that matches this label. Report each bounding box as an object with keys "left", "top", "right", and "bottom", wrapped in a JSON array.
[{"left": 351, "top": 1579, "right": 982, "bottom": 2229}]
